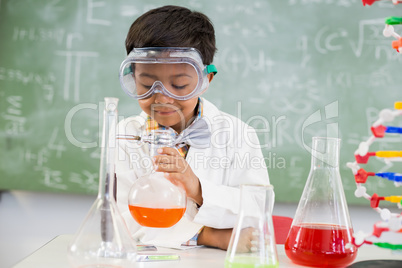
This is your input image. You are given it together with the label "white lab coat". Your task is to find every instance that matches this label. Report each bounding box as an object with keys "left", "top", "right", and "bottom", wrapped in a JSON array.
[{"left": 115, "top": 98, "right": 270, "bottom": 248}]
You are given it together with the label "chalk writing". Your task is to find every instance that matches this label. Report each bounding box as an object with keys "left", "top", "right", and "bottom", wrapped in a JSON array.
[
  {"left": 296, "top": 35, "right": 311, "bottom": 68},
  {"left": 220, "top": 23, "right": 272, "bottom": 38},
  {"left": 326, "top": 72, "right": 352, "bottom": 88},
  {"left": 48, "top": 128, "right": 67, "bottom": 158},
  {"left": 217, "top": 45, "right": 275, "bottom": 76},
  {"left": 12, "top": 26, "right": 65, "bottom": 44},
  {"left": 0, "top": 67, "right": 56, "bottom": 86},
  {"left": 37, "top": 167, "right": 67, "bottom": 190},
  {"left": 87, "top": 0, "right": 111, "bottom": 26},
  {"left": 288, "top": 156, "right": 305, "bottom": 189},
  {"left": 3, "top": 96, "right": 26, "bottom": 135},
  {"left": 216, "top": 1, "right": 266, "bottom": 15},
  {"left": 350, "top": 19, "right": 386, "bottom": 58},
  {"left": 39, "top": 0, "right": 65, "bottom": 21},
  {"left": 187, "top": 0, "right": 203, "bottom": 9},
  {"left": 354, "top": 68, "right": 394, "bottom": 87},
  {"left": 271, "top": 97, "right": 312, "bottom": 114},
  {"left": 259, "top": 75, "right": 318, "bottom": 113},
  {"left": 69, "top": 170, "right": 98, "bottom": 192},
  {"left": 314, "top": 26, "right": 348, "bottom": 54},
  {"left": 274, "top": 118, "right": 296, "bottom": 146},
  {"left": 288, "top": 0, "right": 357, "bottom": 7},
  {"left": 55, "top": 34, "right": 99, "bottom": 102},
  {"left": 24, "top": 148, "right": 48, "bottom": 167},
  {"left": 119, "top": 5, "right": 140, "bottom": 17}
]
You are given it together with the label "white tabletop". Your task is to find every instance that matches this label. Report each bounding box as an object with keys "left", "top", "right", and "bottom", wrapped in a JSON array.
[{"left": 13, "top": 235, "right": 402, "bottom": 268}]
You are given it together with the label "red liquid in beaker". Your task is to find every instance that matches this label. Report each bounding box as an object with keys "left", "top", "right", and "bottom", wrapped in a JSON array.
[
  {"left": 128, "top": 205, "right": 186, "bottom": 228},
  {"left": 285, "top": 223, "right": 357, "bottom": 267}
]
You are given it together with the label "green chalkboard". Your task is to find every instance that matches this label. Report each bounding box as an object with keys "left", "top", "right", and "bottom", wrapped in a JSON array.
[{"left": 1, "top": 0, "right": 401, "bottom": 204}]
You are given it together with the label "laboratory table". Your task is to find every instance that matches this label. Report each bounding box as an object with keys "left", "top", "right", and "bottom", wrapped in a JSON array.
[{"left": 13, "top": 234, "right": 402, "bottom": 268}]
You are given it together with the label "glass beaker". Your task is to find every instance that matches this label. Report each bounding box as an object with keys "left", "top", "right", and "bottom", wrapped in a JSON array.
[
  {"left": 225, "top": 184, "right": 279, "bottom": 268},
  {"left": 67, "top": 97, "right": 137, "bottom": 268},
  {"left": 285, "top": 137, "right": 357, "bottom": 267},
  {"left": 127, "top": 129, "right": 187, "bottom": 228}
]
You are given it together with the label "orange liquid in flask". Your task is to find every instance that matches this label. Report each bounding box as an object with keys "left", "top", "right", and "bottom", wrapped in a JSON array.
[
  {"left": 128, "top": 205, "right": 186, "bottom": 228},
  {"left": 285, "top": 223, "right": 357, "bottom": 267}
]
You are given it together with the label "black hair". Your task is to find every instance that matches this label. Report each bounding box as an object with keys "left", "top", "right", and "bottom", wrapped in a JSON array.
[{"left": 125, "top": 5, "right": 217, "bottom": 65}]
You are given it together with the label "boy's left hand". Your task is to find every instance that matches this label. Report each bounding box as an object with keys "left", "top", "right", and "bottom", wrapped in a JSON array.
[{"left": 153, "top": 147, "right": 203, "bottom": 206}]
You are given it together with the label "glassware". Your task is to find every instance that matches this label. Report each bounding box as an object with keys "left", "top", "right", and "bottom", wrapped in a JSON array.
[
  {"left": 127, "top": 129, "right": 187, "bottom": 228},
  {"left": 285, "top": 137, "right": 357, "bottom": 267},
  {"left": 67, "top": 97, "right": 137, "bottom": 268},
  {"left": 225, "top": 184, "right": 279, "bottom": 268}
]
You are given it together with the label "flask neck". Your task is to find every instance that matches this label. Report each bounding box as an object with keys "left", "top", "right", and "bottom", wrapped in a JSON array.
[
  {"left": 239, "top": 184, "right": 274, "bottom": 216},
  {"left": 144, "top": 129, "right": 176, "bottom": 157},
  {"left": 98, "top": 98, "right": 119, "bottom": 200},
  {"left": 310, "top": 137, "right": 340, "bottom": 168}
]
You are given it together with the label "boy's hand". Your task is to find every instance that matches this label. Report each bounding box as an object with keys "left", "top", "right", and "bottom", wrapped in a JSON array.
[
  {"left": 153, "top": 147, "right": 203, "bottom": 206},
  {"left": 197, "top": 227, "right": 255, "bottom": 251},
  {"left": 197, "top": 227, "right": 232, "bottom": 250}
]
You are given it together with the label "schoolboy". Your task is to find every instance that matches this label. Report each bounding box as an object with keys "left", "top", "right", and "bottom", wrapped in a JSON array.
[{"left": 116, "top": 5, "right": 270, "bottom": 250}]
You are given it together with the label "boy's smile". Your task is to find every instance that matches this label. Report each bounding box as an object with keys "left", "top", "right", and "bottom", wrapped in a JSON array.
[
  {"left": 139, "top": 97, "right": 199, "bottom": 133},
  {"left": 153, "top": 106, "right": 179, "bottom": 116}
]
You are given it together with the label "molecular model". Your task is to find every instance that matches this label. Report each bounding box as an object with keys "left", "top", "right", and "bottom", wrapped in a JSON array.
[
  {"left": 383, "top": 16, "right": 402, "bottom": 53},
  {"left": 347, "top": 102, "right": 402, "bottom": 250},
  {"left": 363, "top": 0, "right": 402, "bottom": 6}
]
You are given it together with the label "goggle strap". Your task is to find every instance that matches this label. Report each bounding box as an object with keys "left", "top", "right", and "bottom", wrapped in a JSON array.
[
  {"left": 206, "top": 65, "right": 218, "bottom": 75},
  {"left": 124, "top": 65, "right": 133, "bottom": 76}
]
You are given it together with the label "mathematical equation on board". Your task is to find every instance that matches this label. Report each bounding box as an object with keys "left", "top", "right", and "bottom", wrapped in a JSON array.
[
  {"left": 28, "top": 154, "right": 99, "bottom": 193},
  {"left": 5, "top": 112, "right": 101, "bottom": 193},
  {"left": 217, "top": 19, "right": 400, "bottom": 76},
  {"left": 0, "top": 71, "right": 100, "bottom": 192},
  {"left": 0, "top": 0, "right": 135, "bottom": 192}
]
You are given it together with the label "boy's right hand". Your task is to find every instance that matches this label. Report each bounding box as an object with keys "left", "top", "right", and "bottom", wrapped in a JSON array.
[{"left": 153, "top": 147, "right": 203, "bottom": 207}]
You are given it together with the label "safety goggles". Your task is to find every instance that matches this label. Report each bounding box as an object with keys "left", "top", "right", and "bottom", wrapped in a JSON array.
[{"left": 119, "top": 47, "right": 217, "bottom": 100}]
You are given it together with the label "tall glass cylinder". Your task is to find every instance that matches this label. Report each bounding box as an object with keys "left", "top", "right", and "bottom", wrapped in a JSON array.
[
  {"left": 225, "top": 184, "right": 279, "bottom": 268},
  {"left": 285, "top": 137, "right": 357, "bottom": 267},
  {"left": 67, "top": 97, "right": 137, "bottom": 268}
]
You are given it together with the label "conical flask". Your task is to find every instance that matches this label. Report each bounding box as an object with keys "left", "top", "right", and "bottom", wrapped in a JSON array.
[
  {"left": 67, "top": 97, "right": 137, "bottom": 268},
  {"left": 285, "top": 137, "right": 357, "bottom": 267},
  {"left": 225, "top": 184, "right": 279, "bottom": 268},
  {"left": 128, "top": 129, "right": 187, "bottom": 228}
]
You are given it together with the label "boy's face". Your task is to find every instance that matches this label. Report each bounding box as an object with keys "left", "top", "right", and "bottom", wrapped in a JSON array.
[{"left": 135, "top": 63, "right": 211, "bottom": 133}]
